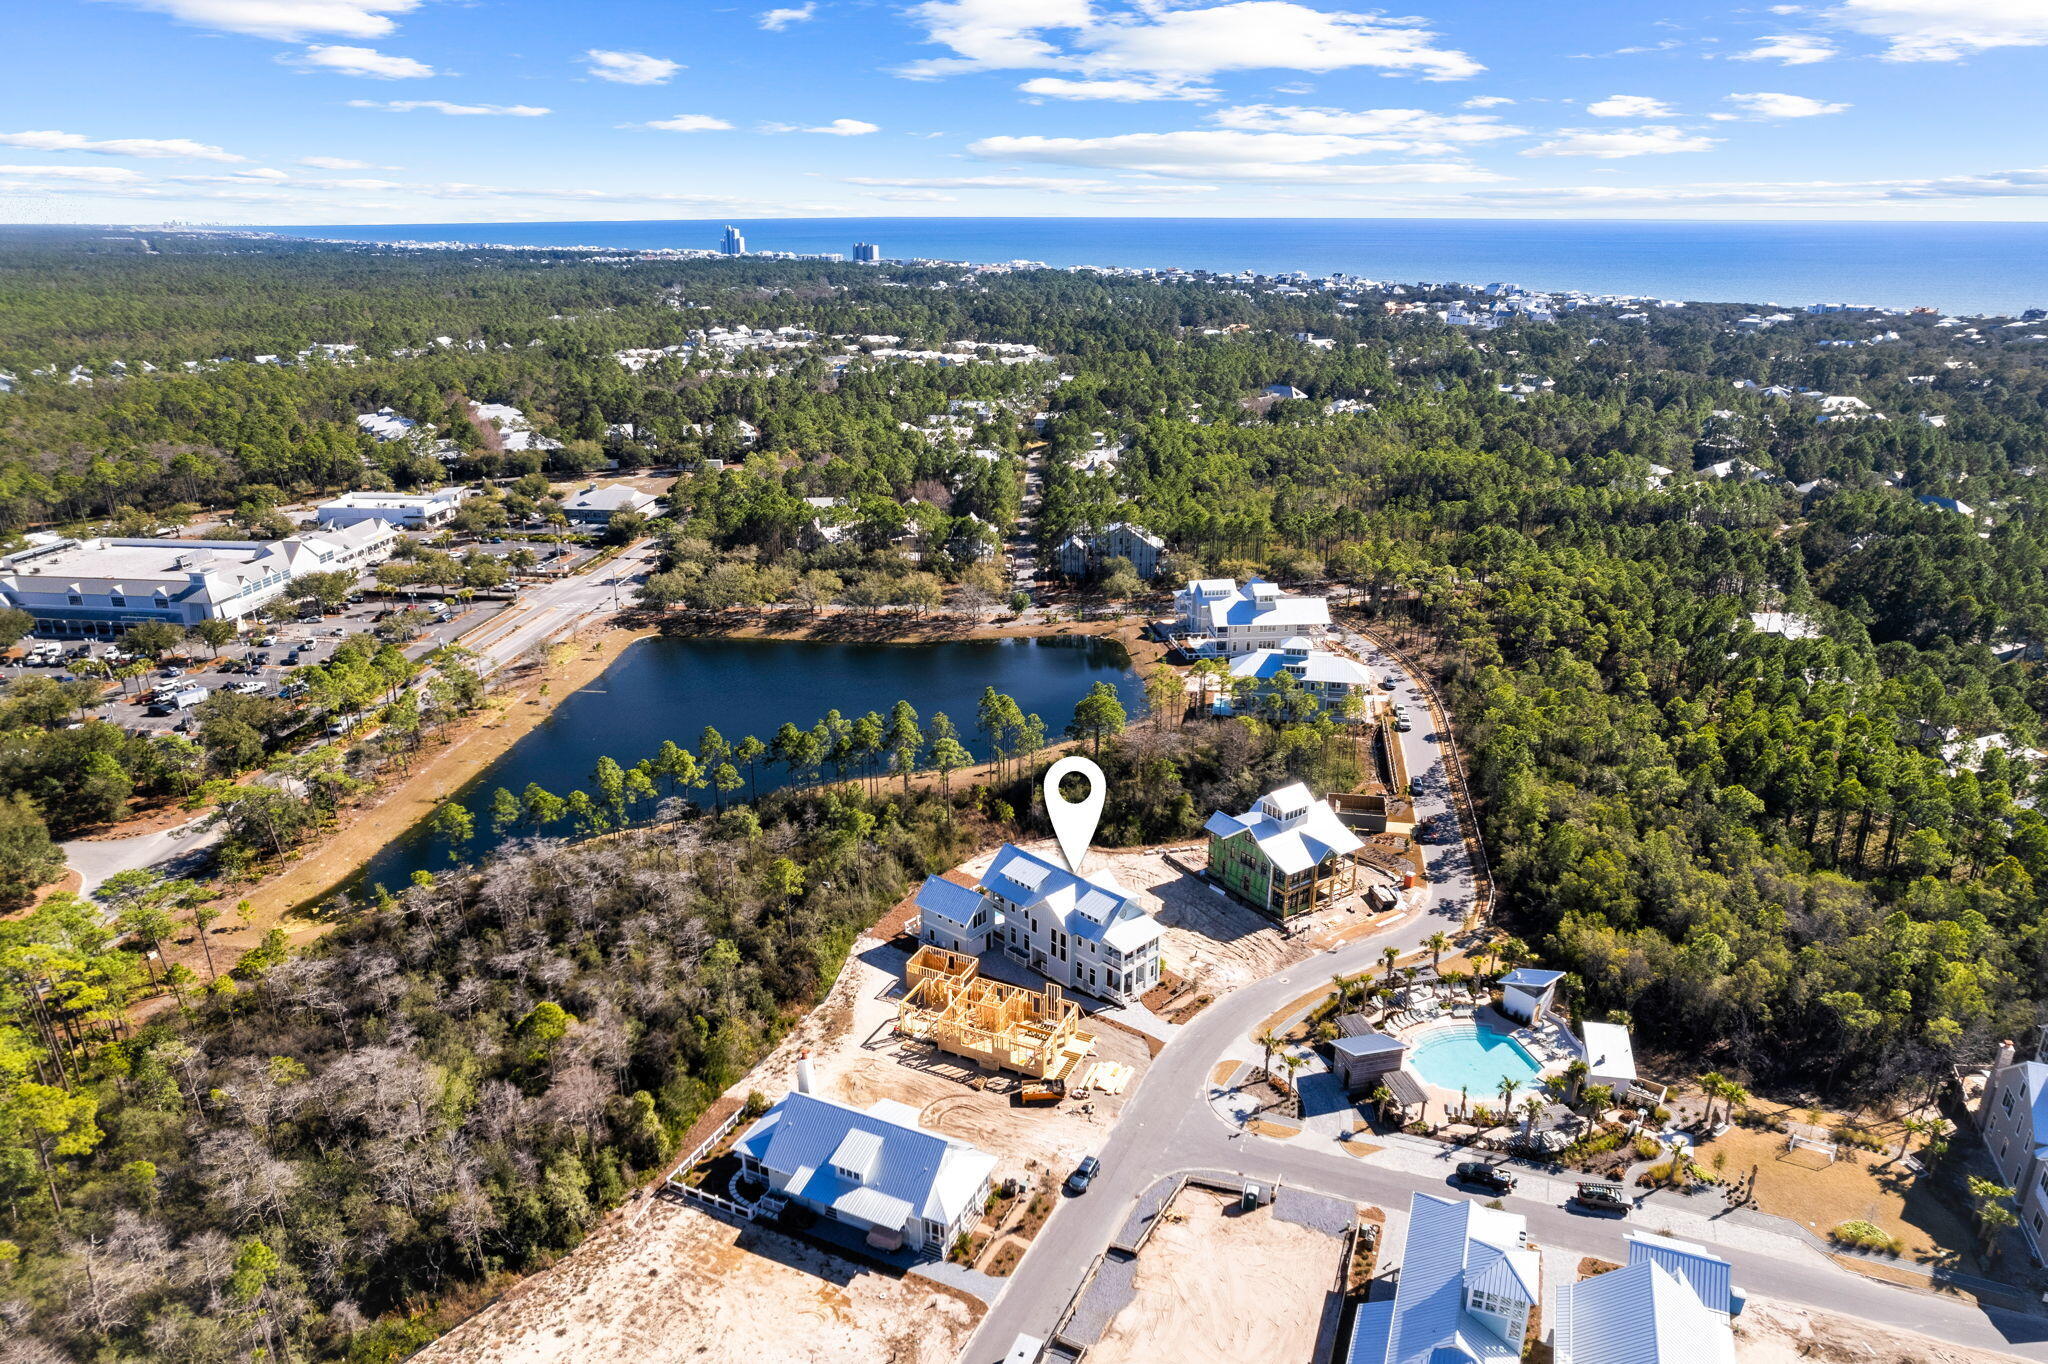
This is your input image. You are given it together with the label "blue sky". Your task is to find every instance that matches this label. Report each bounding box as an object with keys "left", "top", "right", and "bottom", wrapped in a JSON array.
[{"left": 5, "top": 0, "right": 2048, "bottom": 224}]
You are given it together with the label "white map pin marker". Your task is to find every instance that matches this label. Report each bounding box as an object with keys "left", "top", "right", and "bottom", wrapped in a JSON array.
[{"left": 1043, "top": 755, "right": 1106, "bottom": 874}]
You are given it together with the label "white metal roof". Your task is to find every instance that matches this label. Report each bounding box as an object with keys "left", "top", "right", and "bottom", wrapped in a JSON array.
[
  {"left": 1204, "top": 787, "right": 1363, "bottom": 877},
  {"left": 1579, "top": 1021, "right": 1636, "bottom": 1084},
  {"left": 913, "top": 875, "right": 984, "bottom": 928}
]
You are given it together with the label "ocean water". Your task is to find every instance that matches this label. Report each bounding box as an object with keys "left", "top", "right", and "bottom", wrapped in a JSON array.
[{"left": 258, "top": 216, "right": 2048, "bottom": 315}]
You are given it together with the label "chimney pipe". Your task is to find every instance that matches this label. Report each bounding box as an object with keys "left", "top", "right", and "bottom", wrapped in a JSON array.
[
  {"left": 796, "top": 1049, "right": 815, "bottom": 1095},
  {"left": 1995, "top": 1039, "right": 2016, "bottom": 1072}
]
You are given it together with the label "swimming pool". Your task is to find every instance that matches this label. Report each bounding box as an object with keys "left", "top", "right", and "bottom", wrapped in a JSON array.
[{"left": 1406, "top": 1021, "right": 1544, "bottom": 1097}]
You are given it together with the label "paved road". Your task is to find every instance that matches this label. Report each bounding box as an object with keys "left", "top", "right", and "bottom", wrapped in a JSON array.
[{"left": 959, "top": 651, "right": 2048, "bottom": 1363}]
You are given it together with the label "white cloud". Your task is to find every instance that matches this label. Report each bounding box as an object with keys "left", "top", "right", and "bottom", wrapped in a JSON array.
[
  {"left": 349, "top": 100, "right": 550, "bottom": 116},
  {"left": 899, "top": 1, "right": 1480, "bottom": 83},
  {"left": 290, "top": 44, "right": 433, "bottom": 78},
  {"left": 1823, "top": 0, "right": 2048, "bottom": 62},
  {"left": 760, "top": 3, "right": 816, "bottom": 30},
  {"left": 299, "top": 155, "right": 385, "bottom": 169},
  {"left": 1019, "top": 76, "right": 1217, "bottom": 100},
  {"left": 1586, "top": 94, "right": 1675, "bottom": 118},
  {"left": 1722, "top": 91, "right": 1850, "bottom": 118},
  {"left": 0, "top": 164, "right": 148, "bottom": 183},
  {"left": 639, "top": 114, "right": 735, "bottom": 132},
  {"left": 765, "top": 118, "right": 879, "bottom": 135},
  {"left": 1733, "top": 32, "right": 1838, "bottom": 63},
  {"left": 847, "top": 174, "right": 1121, "bottom": 193},
  {"left": 97, "top": 0, "right": 421, "bottom": 41},
  {"left": 1523, "top": 125, "right": 1718, "bottom": 158},
  {"left": 1208, "top": 104, "right": 1524, "bottom": 149},
  {"left": 868, "top": 190, "right": 958, "bottom": 202},
  {"left": 0, "top": 130, "right": 244, "bottom": 162},
  {"left": 966, "top": 128, "right": 1503, "bottom": 182},
  {"left": 584, "top": 49, "right": 681, "bottom": 84},
  {"left": 1462, "top": 95, "right": 1514, "bottom": 108}
]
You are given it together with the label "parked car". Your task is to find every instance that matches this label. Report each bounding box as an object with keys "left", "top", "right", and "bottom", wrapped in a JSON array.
[
  {"left": 1571, "top": 1181, "right": 1630, "bottom": 1215},
  {"left": 230, "top": 681, "right": 266, "bottom": 695},
  {"left": 1378, "top": 678, "right": 1397, "bottom": 691},
  {"left": 257, "top": 634, "right": 278, "bottom": 647},
  {"left": 1454, "top": 1161, "right": 1516, "bottom": 1195},
  {"left": 1064, "top": 1155, "right": 1100, "bottom": 1195}
]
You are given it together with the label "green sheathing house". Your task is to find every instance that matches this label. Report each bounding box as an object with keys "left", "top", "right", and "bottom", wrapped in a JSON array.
[{"left": 1208, "top": 826, "right": 1278, "bottom": 913}]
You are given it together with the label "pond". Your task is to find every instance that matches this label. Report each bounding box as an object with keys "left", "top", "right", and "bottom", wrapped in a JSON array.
[{"left": 352, "top": 633, "right": 1142, "bottom": 892}]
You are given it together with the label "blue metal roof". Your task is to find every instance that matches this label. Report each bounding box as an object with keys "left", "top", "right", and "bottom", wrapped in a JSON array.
[
  {"left": 737, "top": 1090, "right": 993, "bottom": 1227},
  {"left": 1553, "top": 1260, "right": 1735, "bottom": 1364},
  {"left": 913, "top": 875, "right": 984, "bottom": 928}
]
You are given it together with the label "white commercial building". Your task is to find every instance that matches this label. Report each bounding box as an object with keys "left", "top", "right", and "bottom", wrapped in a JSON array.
[
  {"left": 0, "top": 522, "right": 395, "bottom": 634},
  {"left": 560, "top": 484, "right": 660, "bottom": 524},
  {"left": 315, "top": 487, "right": 470, "bottom": 530},
  {"left": 1174, "top": 577, "right": 1331, "bottom": 657}
]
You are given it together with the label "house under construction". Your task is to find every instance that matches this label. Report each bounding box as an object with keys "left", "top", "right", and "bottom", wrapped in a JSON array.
[{"left": 897, "top": 946, "right": 1096, "bottom": 1080}]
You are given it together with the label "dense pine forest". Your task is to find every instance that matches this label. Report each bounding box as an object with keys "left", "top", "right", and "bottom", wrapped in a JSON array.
[{"left": 0, "top": 225, "right": 2044, "bottom": 1358}]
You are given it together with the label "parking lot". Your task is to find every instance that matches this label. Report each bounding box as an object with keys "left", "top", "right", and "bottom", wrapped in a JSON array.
[{"left": 5, "top": 593, "right": 514, "bottom": 737}]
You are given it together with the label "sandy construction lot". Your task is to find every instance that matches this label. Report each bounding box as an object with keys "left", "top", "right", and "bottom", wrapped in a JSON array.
[
  {"left": 766, "top": 933, "right": 1152, "bottom": 1176},
  {"left": 1086, "top": 1188, "right": 1347, "bottom": 1364},
  {"left": 1734, "top": 1297, "right": 2032, "bottom": 1363},
  {"left": 417, "top": 1197, "right": 978, "bottom": 1364}
]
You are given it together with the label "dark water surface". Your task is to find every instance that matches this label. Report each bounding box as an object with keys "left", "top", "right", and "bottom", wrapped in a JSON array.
[{"left": 352, "top": 633, "right": 1140, "bottom": 892}]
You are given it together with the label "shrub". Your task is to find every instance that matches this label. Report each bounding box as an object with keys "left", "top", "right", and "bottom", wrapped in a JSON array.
[
  {"left": 1829, "top": 1220, "right": 1904, "bottom": 1255},
  {"left": 1632, "top": 1136, "right": 1662, "bottom": 1160}
]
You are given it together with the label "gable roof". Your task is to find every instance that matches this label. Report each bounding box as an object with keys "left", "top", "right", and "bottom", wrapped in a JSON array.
[
  {"left": 1204, "top": 786, "right": 1363, "bottom": 877},
  {"left": 980, "top": 844, "right": 1163, "bottom": 954},
  {"left": 1365, "top": 1193, "right": 1536, "bottom": 1364},
  {"left": 734, "top": 1089, "right": 995, "bottom": 1227},
  {"left": 913, "top": 874, "right": 985, "bottom": 929},
  {"left": 1227, "top": 646, "right": 1373, "bottom": 688},
  {"left": 1553, "top": 1259, "right": 1736, "bottom": 1364},
  {"left": 1622, "top": 1232, "right": 1741, "bottom": 1316}
]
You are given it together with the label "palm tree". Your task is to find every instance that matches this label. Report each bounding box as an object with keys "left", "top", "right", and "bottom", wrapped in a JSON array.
[
  {"left": 1257, "top": 1029, "right": 1281, "bottom": 1082},
  {"left": 1368, "top": 1083, "right": 1395, "bottom": 1126},
  {"left": 1330, "top": 972, "right": 1352, "bottom": 1012},
  {"left": 1562, "top": 1058, "right": 1590, "bottom": 1104},
  {"left": 1380, "top": 945, "right": 1400, "bottom": 986},
  {"left": 1425, "top": 930, "right": 1451, "bottom": 975},
  {"left": 1519, "top": 1094, "right": 1546, "bottom": 1139},
  {"left": 1496, "top": 1076, "right": 1520, "bottom": 1125},
  {"left": 1581, "top": 1084, "right": 1615, "bottom": 1118}
]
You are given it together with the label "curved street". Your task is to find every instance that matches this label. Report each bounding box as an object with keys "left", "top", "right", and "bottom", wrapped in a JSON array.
[{"left": 960, "top": 648, "right": 2048, "bottom": 1363}]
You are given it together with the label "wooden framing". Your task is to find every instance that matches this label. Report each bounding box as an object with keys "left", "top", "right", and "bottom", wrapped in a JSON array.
[{"left": 897, "top": 946, "right": 1096, "bottom": 1080}]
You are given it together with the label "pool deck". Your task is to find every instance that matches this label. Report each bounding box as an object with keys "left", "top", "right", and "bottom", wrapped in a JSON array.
[{"left": 1389, "top": 1006, "right": 1580, "bottom": 1116}]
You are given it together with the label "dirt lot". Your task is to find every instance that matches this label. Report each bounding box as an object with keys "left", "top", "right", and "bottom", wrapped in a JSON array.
[
  {"left": 415, "top": 1196, "right": 977, "bottom": 1364},
  {"left": 1086, "top": 1188, "right": 1346, "bottom": 1364},
  {"left": 954, "top": 839, "right": 1401, "bottom": 998},
  {"left": 1694, "top": 1113, "right": 1977, "bottom": 1269},
  {"left": 746, "top": 932, "right": 1153, "bottom": 1179},
  {"left": 1734, "top": 1297, "right": 2030, "bottom": 1363}
]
